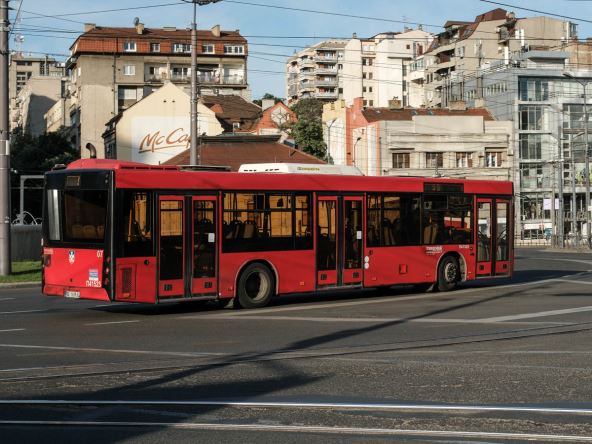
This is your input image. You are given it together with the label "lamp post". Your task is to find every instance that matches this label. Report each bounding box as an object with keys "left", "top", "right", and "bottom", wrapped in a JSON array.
[
  {"left": 324, "top": 119, "right": 336, "bottom": 163},
  {"left": 564, "top": 72, "right": 591, "bottom": 246},
  {"left": 183, "top": 0, "right": 221, "bottom": 166}
]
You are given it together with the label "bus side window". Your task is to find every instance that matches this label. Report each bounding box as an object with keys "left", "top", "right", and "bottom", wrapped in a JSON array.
[{"left": 121, "top": 191, "right": 153, "bottom": 257}]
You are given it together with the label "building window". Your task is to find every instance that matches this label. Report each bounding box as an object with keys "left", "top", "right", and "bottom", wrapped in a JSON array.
[
  {"left": 519, "top": 105, "right": 544, "bottom": 130},
  {"left": 171, "top": 66, "right": 190, "bottom": 79},
  {"left": 173, "top": 43, "right": 191, "bottom": 53},
  {"left": 224, "top": 45, "right": 244, "bottom": 54},
  {"left": 392, "top": 153, "right": 410, "bottom": 168},
  {"left": 150, "top": 43, "right": 160, "bottom": 53},
  {"left": 362, "top": 73, "right": 367, "bottom": 79},
  {"left": 202, "top": 44, "right": 215, "bottom": 54},
  {"left": 426, "top": 152, "right": 443, "bottom": 168},
  {"left": 369, "top": 87, "right": 373, "bottom": 93},
  {"left": 486, "top": 151, "right": 505, "bottom": 168},
  {"left": 519, "top": 78, "right": 549, "bottom": 101},
  {"left": 519, "top": 134, "right": 542, "bottom": 159},
  {"left": 362, "top": 87, "right": 367, "bottom": 93},
  {"left": 363, "top": 100, "right": 368, "bottom": 107},
  {"left": 368, "top": 72, "right": 373, "bottom": 80},
  {"left": 369, "top": 100, "right": 374, "bottom": 106},
  {"left": 564, "top": 104, "right": 592, "bottom": 130},
  {"left": 123, "top": 41, "right": 137, "bottom": 52},
  {"left": 456, "top": 152, "right": 473, "bottom": 168},
  {"left": 363, "top": 58, "right": 373, "bottom": 66},
  {"left": 123, "top": 65, "right": 136, "bottom": 76}
]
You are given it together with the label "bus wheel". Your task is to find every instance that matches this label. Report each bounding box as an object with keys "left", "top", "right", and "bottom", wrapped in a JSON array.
[
  {"left": 237, "top": 263, "right": 275, "bottom": 309},
  {"left": 437, "top": 256, "right": 459, "bottom": 292}
]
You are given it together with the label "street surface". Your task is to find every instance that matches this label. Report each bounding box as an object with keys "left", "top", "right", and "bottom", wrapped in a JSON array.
[{"left": 1, "top": 248, "right": 592, "bottom": 442}]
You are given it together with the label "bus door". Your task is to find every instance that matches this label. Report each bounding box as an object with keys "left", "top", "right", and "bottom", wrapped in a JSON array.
[
  {"left": 476, "top": 198, "right": 511, "bottom": 277},
  {"left": 191, "top": 196, "right": 218, "bottom": 296},
  {"left": 158, "top": 196, "right": 185, "bottom": 298},
  {"left": 316, "top": 196, "right": 363, "bottom": 287}
]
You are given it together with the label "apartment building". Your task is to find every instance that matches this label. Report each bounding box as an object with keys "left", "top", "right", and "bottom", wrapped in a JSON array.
[
  {"left": 286, "top": 40, "right": 348, "bottom": 104},
  {"left": 463, "top": 49, "right": 592, "bottom": 241},
  {"left": 419, "top": 8, "right": 576, "bottom": 108},
  {"left": 9, "top": 54, "right": 65, "bottom": 131},
  {"left": 63, "top": 21, "right": 249, "bottom": 158},
  {"left": 342, "top": 29, "right": 433, "bottom": 108}
]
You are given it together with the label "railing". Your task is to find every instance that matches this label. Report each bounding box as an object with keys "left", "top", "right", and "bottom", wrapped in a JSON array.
[{"left": 315, "top": 80, "right": 337, "bottom": 87}]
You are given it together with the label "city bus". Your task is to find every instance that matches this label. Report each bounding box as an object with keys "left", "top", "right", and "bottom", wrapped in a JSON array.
[{"left": 42, "top": 159, "right": 514, "bottom": 309}]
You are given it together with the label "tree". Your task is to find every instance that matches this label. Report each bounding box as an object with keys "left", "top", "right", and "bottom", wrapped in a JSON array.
[
  {"left": 253, "top": 93, "right": 284, "bottom": 107},
  {"left": 10, "top": 128, "right": 78, "bottom": 221},
  {"left": 290, "top": 99, "right": 327, "bottom": 159}
]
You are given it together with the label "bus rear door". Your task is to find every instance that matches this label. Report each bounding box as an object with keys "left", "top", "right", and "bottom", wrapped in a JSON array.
[{"left": 476, "top": 197, "right": 511, "bottom": 277}]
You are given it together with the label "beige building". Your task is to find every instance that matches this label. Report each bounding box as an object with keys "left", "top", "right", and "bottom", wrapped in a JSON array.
[
  {"left": 321, "top": 100, "right": 347, "bottom": 165},
  {"left": 61, "top": 22, "right": 249, "bottom": 158},
  {"left": 9, "top": 54, "right": 65, "bottom": 131},
  {"left": 12, "top": 76, "right": 66, "bottom": 135},
  {"left": 418, "top": 8, "right": 577, "bottom": 107},
  {"left": 342, "top": 29, "right": 433, "bottom": 108},
  {"left": 102, "top": 82, "right": 223, "bottom": 164},
  {"left": 286, "top": 40, "right": 348, "bottom": 104}
]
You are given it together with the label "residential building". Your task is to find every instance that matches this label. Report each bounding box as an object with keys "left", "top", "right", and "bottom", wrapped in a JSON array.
[
  {"left": 251, "top": 100, "right": 297, "bottom": 137},
  {"left": 286, "top": 40, "right": 348, "bottom": 104},
  {"left": 9, "top": 54, "right": 65, "bottom": 131},
  {"left": 12, "top": 75, "right": 67, "bottom": 135},
  {"left": 342, "top": 29, "right": 433, "bottom": 108},
  {"left": 420, "top": 8, "right": 576, "bottom": 108},
  {"left": 463, "top": 49, "right": 592, "bottom": 240},
  {"left": 102, "top": 82, "right": 223, "bottom": 164},
  {"left": 66, "top": 21, "right": 250, "bottom": 158},
  {"left": 163, "top": 134, "right": 326, "bottom": 170},
  {"left": 201, "top": 94, "right": 262, "bottom": 133},
  {"left": 322, "top": 100, "right": 347, "bottom": 164},
  {"left": 325, "top": 97, "right": 511, "bottom": 179}
]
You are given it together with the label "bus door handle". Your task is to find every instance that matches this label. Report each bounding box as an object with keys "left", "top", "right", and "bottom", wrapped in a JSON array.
[{"left": 144, "top": 259, "right": 150, "bottom": 265}]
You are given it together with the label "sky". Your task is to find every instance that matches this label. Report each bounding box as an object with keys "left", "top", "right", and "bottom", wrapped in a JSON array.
[{"left": 11, "top": 0, "right": 592, "bottom": 99}]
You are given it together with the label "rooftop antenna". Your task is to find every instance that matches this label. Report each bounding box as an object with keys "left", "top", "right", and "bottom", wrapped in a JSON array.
[{"left": 133, "top": 17, "right": 140, "bottom": 26}]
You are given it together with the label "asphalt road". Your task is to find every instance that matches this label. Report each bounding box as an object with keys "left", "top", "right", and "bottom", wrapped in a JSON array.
[{"left": 2, "top": 248, "right": 592, "bottom": 443}]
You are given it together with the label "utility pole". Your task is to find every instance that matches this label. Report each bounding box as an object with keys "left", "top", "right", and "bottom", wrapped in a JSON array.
[
  {"left": 0, "top": 0, "right": 10, "bottom": 276},
  {"left": 558, "top": 127, "right": 565, "bottom": 248},
  {"left": 184, "top": 0, "right": 221, "bottom": 166}
]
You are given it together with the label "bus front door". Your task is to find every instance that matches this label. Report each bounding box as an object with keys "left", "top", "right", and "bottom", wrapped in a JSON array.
[
  {"left": 158, "top": 196, "right": 185, "bottom": 298},
  {"left": 316, "top": 196, "right": 363, "bottom": 288},
  {"left": 476, "top": 198, "right": 511, "bottom": 277},
  {"left": 191, "top": 197, "right": 218, "bottom": 296}
]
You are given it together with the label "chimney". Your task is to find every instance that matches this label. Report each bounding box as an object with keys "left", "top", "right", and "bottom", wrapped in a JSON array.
[
  {"left": 84, "top": 23, "right": 96, "bottom": 32},
  {"left": 135, "top": 22, "right": 145, "bottom": 35},
  {"left": 352, "top": 32, "right": 357, "bottom": 39},
  {"left": 388, "top": 98, "right": 402, "bottom": 110},
  {"left": 262, "top": 98, "right": 274, "bottom": 111},
  {"left": 211, "top": 24, "right": 221, "bottom": 37},
  {"left": 449, "top": 100, "right": 467, "bottom": 111}
]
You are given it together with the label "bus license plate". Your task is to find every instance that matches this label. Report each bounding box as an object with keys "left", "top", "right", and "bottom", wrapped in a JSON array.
[{"left": 64, "top": 290, "right": 80, "bottom": 299}]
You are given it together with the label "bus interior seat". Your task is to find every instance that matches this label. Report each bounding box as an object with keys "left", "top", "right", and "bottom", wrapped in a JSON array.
[
  {"left": 242, "top": 220, "right": 257, "bottom": 239},
  {"left": 97, "top": 225, "right": 105, "bottom": 238},
  {"left": 71, "top": 224, "right": 84, "bottom": 238},
  {"left": 423, "top": 222, "right": 438, "bottom": 244}
]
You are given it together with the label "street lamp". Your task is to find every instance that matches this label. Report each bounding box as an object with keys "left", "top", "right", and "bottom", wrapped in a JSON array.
[
  {"left": 564, "top": 72, "right": 591, "bottom": 246},
  {"left": 182, "top": 0, "right": 222, "bottom": 166}
]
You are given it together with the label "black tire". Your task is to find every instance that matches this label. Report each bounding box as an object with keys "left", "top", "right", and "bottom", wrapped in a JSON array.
[
  {"left": 236, "top": 263, "right": 275, "bottom": 309},
  {"left": 437, "top": 256, "right": 459, "bottom": 292}
]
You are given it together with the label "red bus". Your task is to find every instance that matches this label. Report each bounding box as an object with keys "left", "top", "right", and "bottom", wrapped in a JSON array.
[{"left": 42, "top": 159, "right": 514, "bottom": 308}]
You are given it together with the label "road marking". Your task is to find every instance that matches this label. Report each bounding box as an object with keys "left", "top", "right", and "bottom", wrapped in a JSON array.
[
  {"left": 0, "top": 329, "right": 25, "bottom": 333},
  {"left": 0, "top": 298, "right": 15, "bottom": 302},
  {"left": 554, "top": 279, "right": 592, "bottom": 285},
  {"left": 0, "top": 344, "right": 225, "bottom": 358},
  {"left": 478, "top": 305, "right": 592, "bottom": 322},
  {"left": 85, "top": 320, "right": 140, "bottom": 326},
  {"left": 0, "top": 309, "right": 47, "bottom": 315},
  {"left": 0, "top": 420, "right": 589, "bottom": 441},
  {"left": 3, "top": 399, "right": 592, "bottom": 416}
]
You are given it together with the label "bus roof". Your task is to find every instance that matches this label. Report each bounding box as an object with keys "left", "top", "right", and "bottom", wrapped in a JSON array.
[
  {"left": 57, "top": 159, "right": 513, "bottom": 196},
  {"left": 239, "top": 163, "right": 363, "bottom": 175}
]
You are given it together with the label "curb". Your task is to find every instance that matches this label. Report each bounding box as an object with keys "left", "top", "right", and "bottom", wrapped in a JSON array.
[{"left": 0, "top": 282, "right": 41, "bottom": 289}]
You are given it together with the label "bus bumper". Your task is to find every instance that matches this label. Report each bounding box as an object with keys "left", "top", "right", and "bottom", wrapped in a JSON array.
[{"left": 43, "top": 284, "right": 110, "bottom": 302}]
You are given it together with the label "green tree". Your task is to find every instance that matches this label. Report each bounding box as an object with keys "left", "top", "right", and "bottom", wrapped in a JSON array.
[
  {"left": 253, "top": 92, "right": 284, "bottom": 107},
  {"left": 10, "top": 128, "right": 78, "bottom": 221},
  {"left": 290, "top": 99, "right": 327, "bottom": 159}
]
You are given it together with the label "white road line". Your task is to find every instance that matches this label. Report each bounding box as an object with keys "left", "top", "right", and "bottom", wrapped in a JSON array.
[
  {"left": 478, "top": 305, "right": 592, "bottom": 322},
  {"left": 554, "top": 279, "right": 592, "bottom": 285},
  {"left": 0, "top": 329, "right": 25, "bottom": 333},
  {"left": 0, "top": 309, "right": 47, "bottom": 315},
  {"left": 0, "top": 420, "right": 589, "bottom": 441},
  {"left": 0, "top": 344, "right": 225, "bottom": 357},
  {"left": 3, "top": 399, "right": 592, "bottom": 416},
  {"left": 0, "top": 298, "right": 15, "bottom": 302},
  {"left": 85, "top": 320, "right": 140, "bottom": 326}
]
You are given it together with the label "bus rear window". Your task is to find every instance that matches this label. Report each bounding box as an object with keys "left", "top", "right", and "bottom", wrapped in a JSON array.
[{"left": 63, "top": 190, "right": 108, "bottom": 243}]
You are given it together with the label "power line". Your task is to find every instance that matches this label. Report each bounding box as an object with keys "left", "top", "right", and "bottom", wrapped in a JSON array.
[{"left": 480, "top": 0, "right": 592, "bottom": 24}]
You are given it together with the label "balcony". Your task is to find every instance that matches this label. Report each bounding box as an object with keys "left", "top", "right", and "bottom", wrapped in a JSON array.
[
  {"left": 300, "top": 59, "right": 315, "bottom": 68},
  {"left": 315, "top": 79, "right": 337, "bottom": 87},
  {"left": 221, "top": 76, "right": 245, "bottom": 85},
  {"left": 315, "top": 90, "right": 338, "bottom": 98},
  {"left": 300, "top": 82, "right": 315, "bottom": 92},
  {"left": 315, "top": 68, "right": 338, "bottom": 75},
  {"left": 316, "top": 55, "right": 338, "bottom": 63}
]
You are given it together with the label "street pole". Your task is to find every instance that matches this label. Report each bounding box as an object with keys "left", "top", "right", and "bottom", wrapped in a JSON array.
[
  {"left": 572, "top": 154, "right": 577, "bottom": 242},
  {"left": 558, "top": 128, "right": 565, "bottom": 248},
  {"left": 583, "top": 84, "right": 590, "bottom": 247},
  {"left": 0, "top": 0, "right": 10, "bottom": 276},
  {"left": 184, "top": 0, "right": 221, "bottom": 166},
  {"left": 190, "top": 1, "right": 199, "bottom": 166}
]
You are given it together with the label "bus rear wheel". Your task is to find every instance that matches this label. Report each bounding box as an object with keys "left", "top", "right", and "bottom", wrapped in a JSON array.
[
  {"left": 437, "top": 256, "right": 459, "bottom": 292},
  {"left": 236, "top": 263, "right": 275, "bottom": 309}
]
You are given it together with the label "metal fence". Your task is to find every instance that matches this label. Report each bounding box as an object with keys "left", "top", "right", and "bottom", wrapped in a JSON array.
[{"left": 515, "top": 234, "right": 592, "bottom": 249}]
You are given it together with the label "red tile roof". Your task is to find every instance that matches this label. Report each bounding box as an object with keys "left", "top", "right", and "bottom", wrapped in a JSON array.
[
  {"left": 78, "top": 26, "right": 245, "bottom": 42},
  {"left": 361, "top": 107, "right": 494, "bottom": 123},
  {"left": 163, "top": 135, "right": 325, "bottom": 170}
]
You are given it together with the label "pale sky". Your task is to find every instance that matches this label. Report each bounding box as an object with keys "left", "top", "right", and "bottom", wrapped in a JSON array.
[{"left": 12, "top": 0, "right": 592, "bottom": 99}]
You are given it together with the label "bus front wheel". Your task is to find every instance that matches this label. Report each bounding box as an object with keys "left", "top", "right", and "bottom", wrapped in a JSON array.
[
  {"left": 437, "top": 256, "right": 459, "bottom": 292},
  {"left": 237, "top": 263, "right": 275, "bottom": 309}
]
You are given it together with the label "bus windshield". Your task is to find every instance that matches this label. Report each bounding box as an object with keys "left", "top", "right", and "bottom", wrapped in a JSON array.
[{"left": 47, "top": 189, "right": 108, "bottom": 244}]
